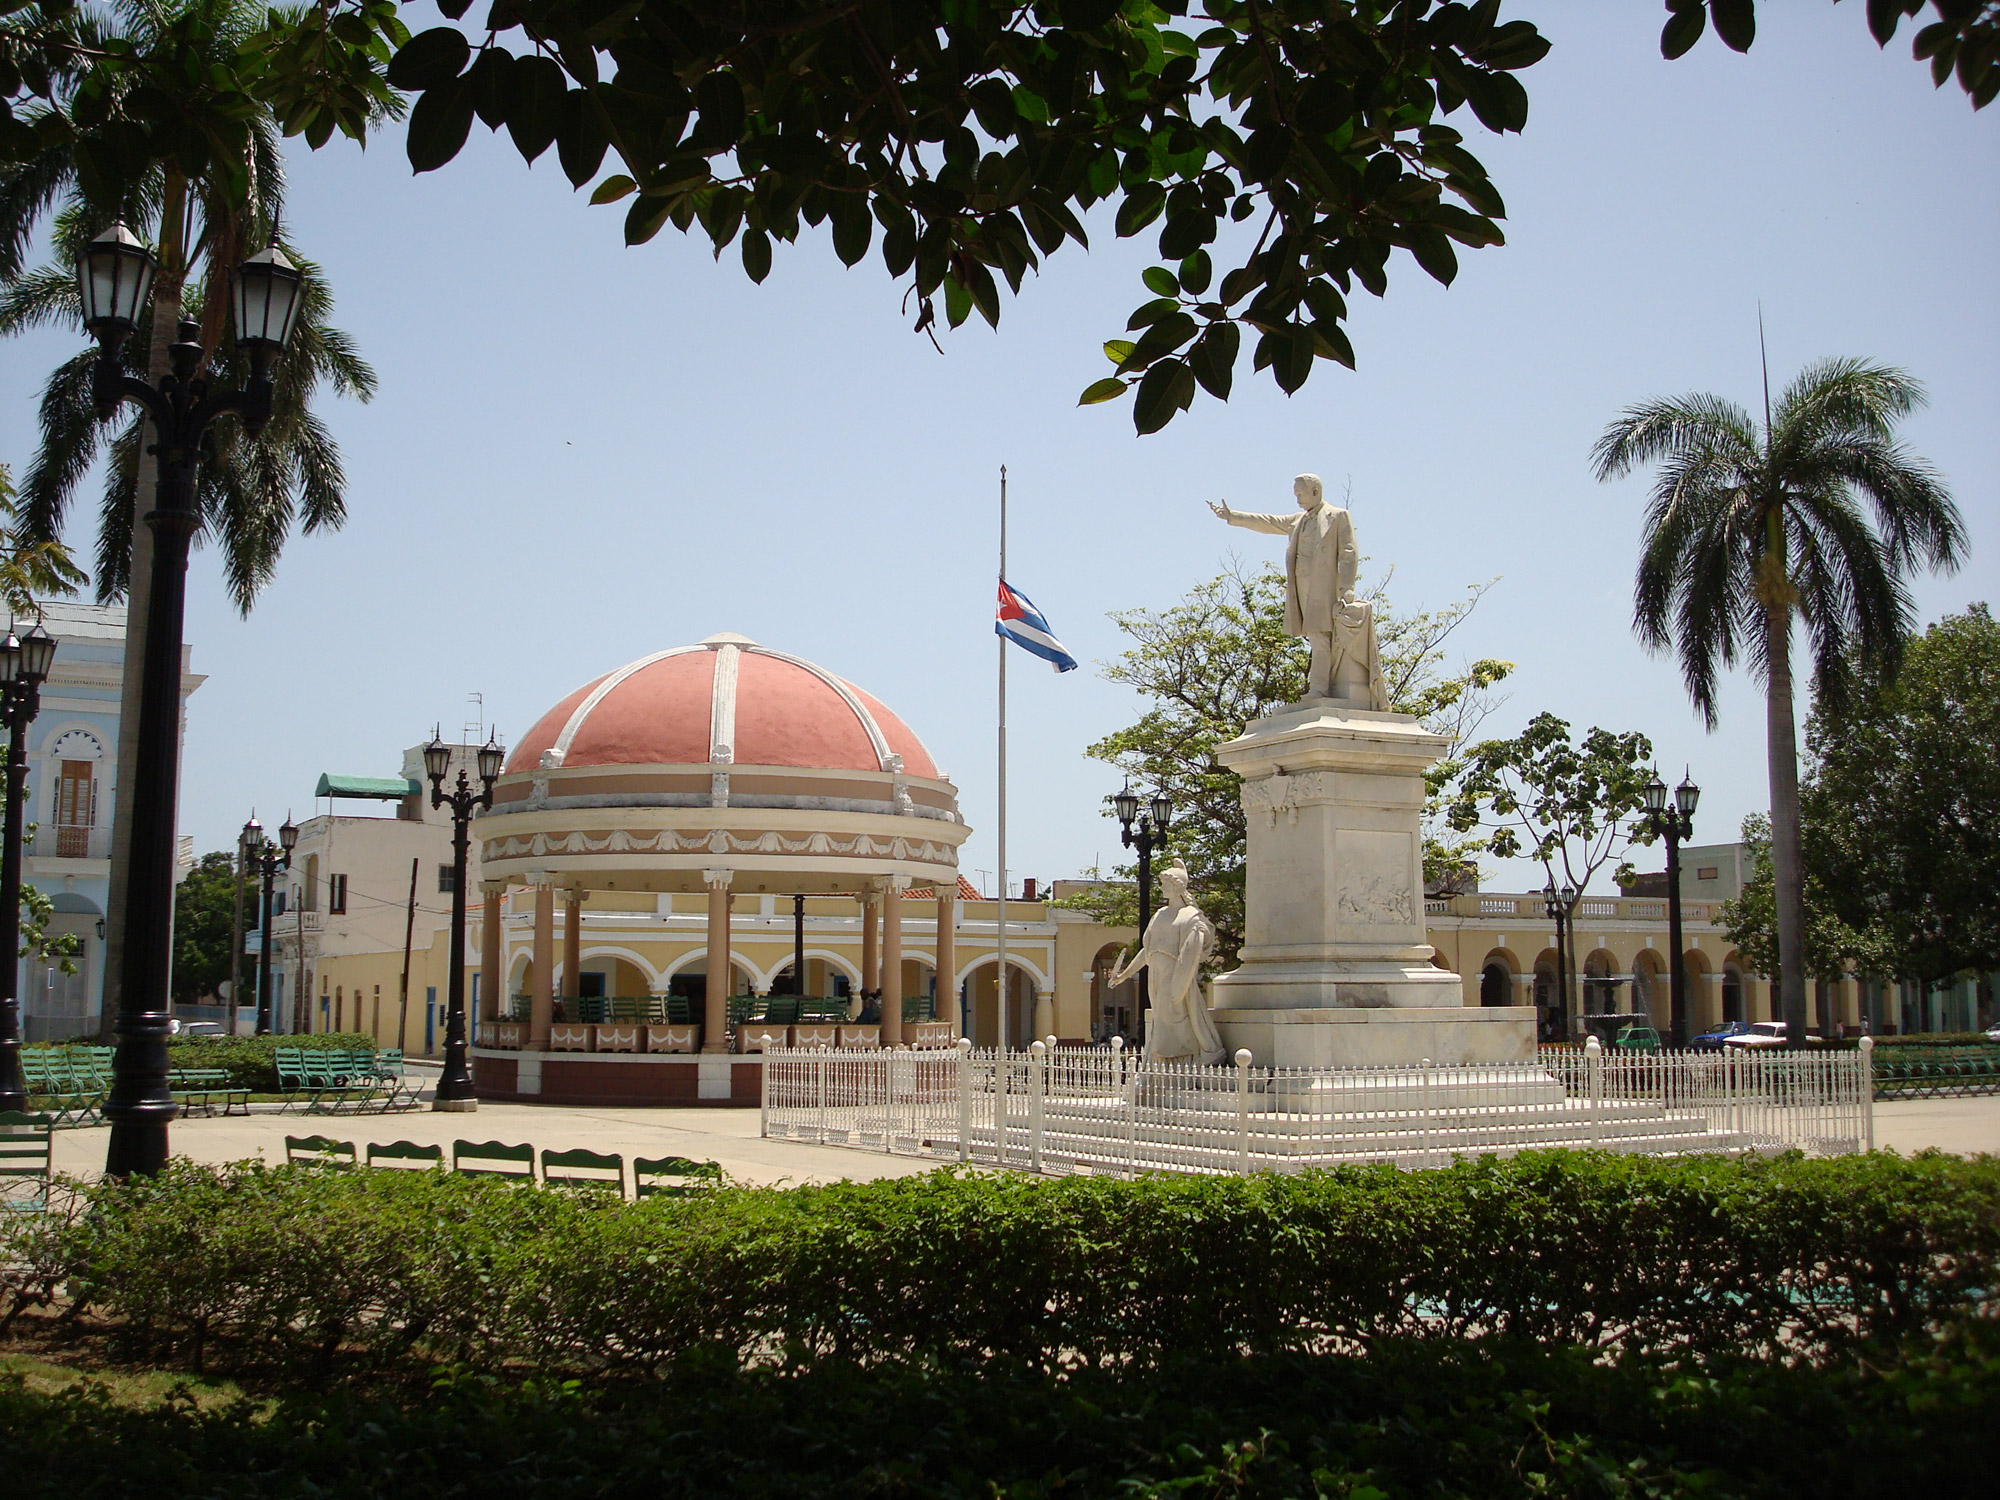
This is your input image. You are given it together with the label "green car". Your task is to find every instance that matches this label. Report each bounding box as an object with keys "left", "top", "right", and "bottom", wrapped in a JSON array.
[{"left": 1614, "top": 1023, "right": 1662, "bottom": 1053}]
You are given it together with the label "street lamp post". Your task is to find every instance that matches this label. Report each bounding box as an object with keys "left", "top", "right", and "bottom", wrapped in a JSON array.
[
  {"left": 1111, "top": 782, "right": 1171, "bottom": 1041},
  {"left": 82, "top": 222, "right": 305, "bottom": 1176},
  {"left": 238, "top": 816, "right": 297, "bottom": 1036},
  {"left": 427, "top": 733, "right": 504, "bottom": 1112},
  {"left": 1542, "top": 882, "right": 1578, "bottom": 1044},
  {"left": 0, "top": 624, "right": 57, "bottom": 1112},
  {"left": 1642, "top": 770, "right": 1700, "bottom": 1048}
]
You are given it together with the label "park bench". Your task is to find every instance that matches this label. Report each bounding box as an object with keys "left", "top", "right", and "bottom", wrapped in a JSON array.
[
  {"left": 634, "top": 1155, "right": 723, "bottom": 1198},
  {"left": 0, "top": 1111, "right": 55, "bottom": 1214},
  {"left": 276, "top": 1047, "right": 396, "bottom": 1113},
  {"left": 169, "top": 1067, "right": 251, "bottom": 1117},
  {"left": 609, "top": 995, "right": 667, "bottom": 1024},
  {"left": 284, "top": 1134, "right": 356, "bottom": 1168},
  {"left": 797, "top": 997, "right": 849, "bottom": 1023},
  {"left": 23, "top": 1048, "right": 110, "bottom": 1125},
  {"left": 366, "top": 1139, "right": 445, "bottom": 1170},
  {"left": 541, "top": 1147, "right": 624, "bottom": 1194},
  {"left": 665, "top": 995, "right": 698, "bottom": 1025},
  {"left": 366, "top": 1049, "right": 421, "bottom": 1110},
  {"left": 454, "top": 1139, "right": 535, "bottom": 1181}
]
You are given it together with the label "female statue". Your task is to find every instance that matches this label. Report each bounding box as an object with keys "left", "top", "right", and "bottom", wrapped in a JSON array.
[{"left": 1107, "top": 863, "right": 1226, "bottom": 1064}]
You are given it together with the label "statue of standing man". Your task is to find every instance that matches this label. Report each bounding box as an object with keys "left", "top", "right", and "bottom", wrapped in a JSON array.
[{"left": 1211, "top": 474, "right": 1387, "bottom": 709}]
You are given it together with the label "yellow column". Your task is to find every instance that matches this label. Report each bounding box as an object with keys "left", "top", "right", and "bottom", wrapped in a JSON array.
[
  {"left": 529, "top": 879, "right": 555, "bottom": 1048},
  {"left": 563, "top": 889, "right": 583, "bottom": 998},
  {"left": 703, "top": 869, "right": 733, "bottom": 1052},
  {"left": 934, "top": 885, "right": 957, "bottom": 1037},
  {"left": 881, "top": 879, "right": 905, "bottom": 1045},
  {"left": 479, "top": 881, "right": 505, "bottom": 1023}
]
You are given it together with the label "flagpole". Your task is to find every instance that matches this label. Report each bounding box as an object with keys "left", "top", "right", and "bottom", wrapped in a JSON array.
[{"left": 995, "top": 463, "right": 1010, "bottom": 1164}]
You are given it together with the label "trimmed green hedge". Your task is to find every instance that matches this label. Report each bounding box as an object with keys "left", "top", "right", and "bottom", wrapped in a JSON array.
[
  {"left": 12, "top": 1150, "right": 1996, "bottom": 1376},
  {"left": 5, "top": 1326, "right": 1996, "bottom": 1499}
]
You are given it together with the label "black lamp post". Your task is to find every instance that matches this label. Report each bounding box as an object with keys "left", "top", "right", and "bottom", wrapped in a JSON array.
[
  {"left": 0, "top": 623, "right": 57, "bottom": 1112},
  {"left": 1542, "top": 882, "right": 1578, "bottom": 1044},
  {"left": 238, "top": 815, "right": 296, "bottom": 1036},
  {"left": 84, "top": 222, "right": 304, "bottom": 1176},
  {"left": 428, "top": 733, "right": 503, "bottom": 1112},
  {"left": 1112, "top": 781, "right": 1171, "bottom": 1040},
  {"left": 1641, "top": 769, "right": 1700, "bottom": 1048}
]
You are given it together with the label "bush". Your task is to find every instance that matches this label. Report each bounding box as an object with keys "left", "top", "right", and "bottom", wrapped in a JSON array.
[
  {"left": 3, "top": 1328, "right": 1997, "bottom": 1498},
  {"left": 19, "top": 1150, "right": 1998, "bottom": 1377}
]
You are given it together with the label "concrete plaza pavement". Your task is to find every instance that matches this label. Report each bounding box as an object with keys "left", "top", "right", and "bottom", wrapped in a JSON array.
[{"left": 48, "top": 1088, "right": 1997, "bottom": 1184}]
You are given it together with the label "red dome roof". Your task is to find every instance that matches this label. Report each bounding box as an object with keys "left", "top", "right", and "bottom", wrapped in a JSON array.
[{"left": 507, "top": 635, "right": 940, "bottom": 779}]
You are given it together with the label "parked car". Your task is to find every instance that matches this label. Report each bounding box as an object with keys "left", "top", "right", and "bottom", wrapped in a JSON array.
[
  {"left": 1691, "top": 1021, "right": 1753, "bottom": 1052},
  {"left": 1724, "top": 1021, "right": 1788, "bottom": 1050},
  {"left": 176, "top": 1020, "right": 226, "bottom": 1039},
  {"left": 1614, "top": 1023, "right": 1662, "bottom": 1053}
]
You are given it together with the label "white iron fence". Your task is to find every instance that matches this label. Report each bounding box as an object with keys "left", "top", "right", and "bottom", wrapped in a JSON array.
[{"left": 761, "top": 1037, "right": 1875, "bottom": 1177}]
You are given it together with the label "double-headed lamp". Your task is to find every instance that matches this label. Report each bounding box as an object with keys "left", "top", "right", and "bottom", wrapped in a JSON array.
[
  {"left": 76, "top": 222, "right": 156, "bottom": 340},
  {"left": 0, "top": 631, "right": 20, "bottom": 687}
]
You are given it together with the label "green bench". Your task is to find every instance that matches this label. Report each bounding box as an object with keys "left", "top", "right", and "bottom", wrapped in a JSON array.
[
  {"left": 22, "top": 1047, "right": 111, "bottom": 1125},
  {"left": 634, "top": 1155, "right": 722, "bottom": 1198},
  {"left": 366, "top": 1139, "right": 444, "bottom": 1170},
  {"left": 454, "top": 1139, "right": 535, "bottom": 1181},
  {"left": 284, "top": 1134, "right": 356, "bottom": 1168},
  {"left": 541, "top": 1147, "right": 624, "bottom": 1193},
  {"left": 169, "top": 1067, "right": 251, "bottom": 1117},
  {"left": 1, "top": 1110, "right": 54, "bottom": 1214},
  {"left": 275, "top": 1046, "right": 418, "bottom": 1112}
]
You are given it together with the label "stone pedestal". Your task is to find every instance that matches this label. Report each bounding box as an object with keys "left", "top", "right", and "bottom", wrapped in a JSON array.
[{"left": 1208, "top": 700, "right": 1536, "bottom": 1068}]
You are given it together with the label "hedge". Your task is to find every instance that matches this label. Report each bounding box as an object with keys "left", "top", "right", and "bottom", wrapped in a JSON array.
[
  {"left": 5, "top": 1325, "right": 1996, "bottom": 1499},
  {"left": 8, "top": 1149, "right": 1996, "bottom": 1376}
]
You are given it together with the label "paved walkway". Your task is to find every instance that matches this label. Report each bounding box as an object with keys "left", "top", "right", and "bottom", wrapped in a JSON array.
[{"left": 49, "top": 1091, "right": 1996, "bottom": 1186}]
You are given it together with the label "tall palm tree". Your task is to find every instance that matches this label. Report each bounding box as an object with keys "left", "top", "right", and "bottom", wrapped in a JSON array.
[
  {"left": 0, "top": 0, "right": 390, "bottom": 1036},
  {"left": 1592, "top": 359, "right": 1966, "bottom": 1046}
]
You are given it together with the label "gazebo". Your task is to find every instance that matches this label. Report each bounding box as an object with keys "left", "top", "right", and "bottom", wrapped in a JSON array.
[{"left": 470, "top": 633, "right": 971, "bottom": 1104}]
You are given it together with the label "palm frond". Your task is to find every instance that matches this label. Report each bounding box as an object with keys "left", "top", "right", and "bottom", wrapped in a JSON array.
[
  {"left": 92, "top": 418, "right": 144, "bottom": 602},
  {"left": 1591, "top": 393, "right": 1760, "bottom": 480},
  {"left": 0, "top": 265, "right": 82, "bottom": 336}
]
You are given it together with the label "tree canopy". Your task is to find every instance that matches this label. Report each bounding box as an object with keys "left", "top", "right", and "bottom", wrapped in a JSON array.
[
  {"left": 1058, "top": 559, "right": 1510, "bottom": 966},
  {"left": 172, "top": 848, "right": 241, "bottom": 1005},
  {"left": 1661, "top": 1, "right": 1998, "bottom": 110}
]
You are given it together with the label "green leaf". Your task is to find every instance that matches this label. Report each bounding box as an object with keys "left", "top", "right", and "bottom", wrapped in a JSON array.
[
  {"left": 1077, "top": 376, "right": 1129, "bottom": 406},
  {"left": 468, "top": 46, "right": 514, "bottom": 130},
  {"left": 556, "top": 87, "right": 608, "bottom": 188},
  {"left": 1133, "top": 359, "right": 1195, "bottom": 435},
  {"left": 741, "top": 228, "right": 772, "bottom": 283},
  {"left": 507, "top": 53, "right": 568, "bottom": 163},
  {"left": 1103, "top": 339, "right": 1136, "bottom": 365},
  {"left": 590, "top": 174, "right": 637, "bottom": 205},
  {"left": 1709, "top": 0, "right": 1756, "bottom": 53},
  {"left": 1142, "top": 266, "right": 1180, "bottom": 298},
  {"left": 1178, "top": 249, "right": 1212, "bottom": 296},
  {"left": 1661, "top": 2, "right": 1707, "bottom": 58},
  {"left": 1188, "top": 323, "right": 1238, "bottom": 400},
  {"left": 1273, "top": 325, "right": 1314, "bottom": 395},
  {"left": 386, "top": 28, "right": 470, "bottom": 92},
  {"left": 624, "top": 194, "right": 675, "bottom": 245},
  {"left": 405, "top": 80, "right": 475, "bottom": 172},
  {"left": 1114, "top": 183, "right": 1166, "bottom": 238}
]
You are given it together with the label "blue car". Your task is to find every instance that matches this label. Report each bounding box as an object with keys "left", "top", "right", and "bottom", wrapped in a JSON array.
[{"left": 1691, "top": 1021, "right": 1753, "bottom": 1052}]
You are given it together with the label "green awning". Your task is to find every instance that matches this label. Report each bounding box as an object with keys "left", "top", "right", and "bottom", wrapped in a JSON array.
[{"left": 316, "top": 773, "right": 420, "bottom": 800}]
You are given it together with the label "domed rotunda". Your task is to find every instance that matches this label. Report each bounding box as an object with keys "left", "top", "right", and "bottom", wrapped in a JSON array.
[{"left": 470, "top": 634, "right": 974, "bottom": 1102}]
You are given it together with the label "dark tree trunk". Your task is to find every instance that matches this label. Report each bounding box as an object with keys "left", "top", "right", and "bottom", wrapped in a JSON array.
[{"left": 1764, "top": 601, "right": 1811, "bottom": 1047}]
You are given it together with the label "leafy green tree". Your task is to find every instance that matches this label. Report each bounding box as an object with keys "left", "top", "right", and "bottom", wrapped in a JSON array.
[
  {"left": 1058, "top": 560, "right": 1510, "bottom": 968},
  {"left": 382, "top": 0, "right": 1548, "bottom": 434},
  {"left": 1660, "top": 0, "right": 1999, "bottom": 111},
  {"left": 1802, "top": 604, "right": 2000, "bottom": 998},
  {"left": 1592, "top": 359, "right": 1965, "bottom": 1047},
  {"left": 171, "top": 848, "right": 242, "bottom": 1006},
  {"left": 1719, "top": 811, "right": 1886, "bottom": 1004},
  {"left": 0, "top": 459, "right": 82, "bottom": 613}
]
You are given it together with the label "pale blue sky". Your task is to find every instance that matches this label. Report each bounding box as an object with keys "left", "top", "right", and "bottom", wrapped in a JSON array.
[{"left": 1, "top": 4, "right": 1992, "bottom": 900}]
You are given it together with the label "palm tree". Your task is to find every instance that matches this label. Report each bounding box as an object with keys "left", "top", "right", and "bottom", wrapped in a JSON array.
[
  {"left": 1592, "top": 359, "right": 1966, "bottom": 1046},
  {"left": 0, "top": 0, "right": 390, "bottom": 1036}
]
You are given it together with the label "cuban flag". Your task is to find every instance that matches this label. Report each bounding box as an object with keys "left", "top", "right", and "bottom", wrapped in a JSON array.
[{"left": 996, "top": 579, "right": 1079, "bottom": 672}]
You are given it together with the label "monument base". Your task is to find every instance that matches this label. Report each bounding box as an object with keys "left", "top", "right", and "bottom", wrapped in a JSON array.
[{"left": 1213, "top": 1004, "right": 1538, "bottom": 1070}]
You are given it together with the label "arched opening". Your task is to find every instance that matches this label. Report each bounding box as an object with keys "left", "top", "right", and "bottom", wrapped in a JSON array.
[
  {"left": 962, "top": 959, "right": 1038, "bottom": 1049},
  {"left": 1532, "top": 949, "right": 1565, "bottom": 1042},
  {"left": 1581, "top": 949, "right": 1624, "bottom": 1016},
  {"left": 1681, "top": 948, "right": 1713, "bottom": 1030},
  {"left": 665, "top": 956, "right": 756, "bottom": 1013},
  {"left": 1478, "top": 949, "right": 1514, "bottom": 1009},
  {"left": 1090, "top": 942, "right": 1137, "bottom": 1042},
  {"left": 1722, "top": 964, "right": 1745, "bottom": 1023}
]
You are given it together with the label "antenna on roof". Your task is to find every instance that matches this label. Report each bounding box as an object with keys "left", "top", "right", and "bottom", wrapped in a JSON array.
[{"left": 463, "top": 691, "right": 484, "bottom": 746}]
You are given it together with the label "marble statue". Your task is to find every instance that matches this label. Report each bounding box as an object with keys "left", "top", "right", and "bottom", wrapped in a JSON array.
[
  {"left": 1210, "top": 474, "right": 1386, "bottom": 708},
  {"left": 1107, "top": 863, "right": 1226, "bottom": 1065}
]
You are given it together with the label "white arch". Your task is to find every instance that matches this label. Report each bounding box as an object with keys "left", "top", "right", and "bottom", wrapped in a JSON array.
[
  {"left": 575, "top": 945, "right": 665, "bottom": 989},
  {"left": 955, "top": 951, "right": 1051, "bottom": 992},
  {"left": 661, "top": 950, "right": 759, "bottom": 988},
  {"left": 767, "top": 947, "right": 864, "bottom": 986}
]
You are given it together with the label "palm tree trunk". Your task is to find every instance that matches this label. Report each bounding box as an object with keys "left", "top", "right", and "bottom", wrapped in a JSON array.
[
  {"left": 98, "top": 172, "right": 188, "bottom": 1041},
  {"left": 1763, "top": 600, "right": 1811, "bottom": 1048}
]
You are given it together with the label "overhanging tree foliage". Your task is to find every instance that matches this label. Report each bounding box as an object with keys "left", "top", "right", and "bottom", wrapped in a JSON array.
[
  {"left": 381, "top": 0, "right": 1549, "bottom": 433},
  {"left": 1058, "top": 560, "right": 1510, "bottom": 967}
]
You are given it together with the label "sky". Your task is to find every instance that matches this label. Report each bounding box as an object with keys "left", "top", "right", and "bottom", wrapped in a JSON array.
[{"left": 0, "top": 3, "right": 1993, "bottom": 901}]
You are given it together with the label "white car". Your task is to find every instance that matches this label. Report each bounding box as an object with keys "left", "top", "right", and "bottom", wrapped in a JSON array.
[{"left": 1723, "top": 1021, "right": 1788, "bottom": 1050}]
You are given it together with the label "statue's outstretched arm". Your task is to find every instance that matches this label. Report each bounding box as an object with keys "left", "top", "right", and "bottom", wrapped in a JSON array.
[{"left": 1209, "top": 501, "right": 1295, "bottom": 536}]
